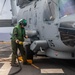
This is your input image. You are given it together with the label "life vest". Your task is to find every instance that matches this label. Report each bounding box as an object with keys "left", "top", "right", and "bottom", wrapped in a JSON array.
[{"left": 11, "top": 24, "right": 25, "bottom": 42}]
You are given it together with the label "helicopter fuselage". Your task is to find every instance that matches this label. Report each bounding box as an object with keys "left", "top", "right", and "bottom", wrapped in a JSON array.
[{"left": 11, "top": 0, "right": 75, "bottom": 59}]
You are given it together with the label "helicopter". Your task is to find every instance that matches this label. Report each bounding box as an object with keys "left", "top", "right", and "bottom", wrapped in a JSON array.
[{"left": 10, "top": 0, "right": 75, "bottom": 59}]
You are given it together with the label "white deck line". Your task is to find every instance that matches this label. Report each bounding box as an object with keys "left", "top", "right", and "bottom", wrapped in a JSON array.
[
  {"left": 0, "top": 62, "right": 11, "bottom": 75},
  {"left": 0, "top": 53, "right": 12, "bottom": 75},
  {"left": 41, "top": 69, "right": 64, "bottom": 74}
]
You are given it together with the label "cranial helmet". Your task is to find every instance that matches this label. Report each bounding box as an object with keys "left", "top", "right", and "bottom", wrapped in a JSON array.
[{"left": 19, "top": 19, "right": 27, "bottom": 26}]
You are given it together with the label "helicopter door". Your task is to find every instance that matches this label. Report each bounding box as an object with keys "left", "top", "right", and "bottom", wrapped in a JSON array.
[
  {"left": 43, "top": 0, "right": 55, "bottom": 21},
  {"left": 42, "top": 0, "right": 56, "bottom": 39}
]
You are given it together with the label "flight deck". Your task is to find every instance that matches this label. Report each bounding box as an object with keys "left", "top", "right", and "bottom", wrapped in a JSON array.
[{"left": 0, "top": 42, "right": 75, "bottom": 75}]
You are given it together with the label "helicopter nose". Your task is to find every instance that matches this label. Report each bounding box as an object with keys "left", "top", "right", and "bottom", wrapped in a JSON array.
[{"left": 59, "top": 21, "right": 75, "bottom": 47}]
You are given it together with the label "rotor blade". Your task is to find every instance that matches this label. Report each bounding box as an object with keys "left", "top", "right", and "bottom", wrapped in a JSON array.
[{"left": 0, "top": 0, "right": 6, "bottom": 14}]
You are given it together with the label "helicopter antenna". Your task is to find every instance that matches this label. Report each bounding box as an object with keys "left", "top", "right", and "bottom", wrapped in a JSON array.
[{"left": 0, "top": 0, "right": 6, "bottom": 15}]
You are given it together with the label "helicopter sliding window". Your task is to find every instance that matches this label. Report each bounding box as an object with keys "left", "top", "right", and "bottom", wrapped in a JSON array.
[
  {"left": 43, "top": 0, "right": 55, "bottom": 21},
  {"left": 59, "top": 0, "right": 75, "bottom": 18}
]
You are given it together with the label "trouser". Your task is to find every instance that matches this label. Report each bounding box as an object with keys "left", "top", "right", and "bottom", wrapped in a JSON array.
[{"left": 11, "top": 40, "right": 27, "bottom": 64}]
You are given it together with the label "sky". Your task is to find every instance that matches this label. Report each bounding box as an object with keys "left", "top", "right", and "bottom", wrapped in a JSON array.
[
  {"left": 0, "top": 0, "right": 19, "bottom": 33},
  {"left": 0, "top": 0, "right": 19, "bottom": 19}
]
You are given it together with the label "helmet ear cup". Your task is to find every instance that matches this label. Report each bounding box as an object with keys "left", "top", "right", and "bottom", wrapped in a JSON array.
[
  {"left": 19, "top": 21, "right": 27, "bottom": 26},
  {"left": 19, "top": 22, "right": 22, "bottom": 25},
  {"left": 23, "top": 22, "right": 27, "bottom": 26}
]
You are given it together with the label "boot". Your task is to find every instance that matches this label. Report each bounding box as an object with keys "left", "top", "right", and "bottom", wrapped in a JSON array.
[{"left": 11, "top": 63, "right": 19, "bottom": 67}]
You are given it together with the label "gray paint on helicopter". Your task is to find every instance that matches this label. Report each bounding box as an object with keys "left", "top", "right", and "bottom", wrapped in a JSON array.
[{"left": 10, "top": 0, "right": 75, "bottom": 59}]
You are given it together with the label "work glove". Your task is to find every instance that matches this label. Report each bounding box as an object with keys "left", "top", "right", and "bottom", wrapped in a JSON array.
[{"left": 15, "top": 39, "right": 19, "bottom": 43}]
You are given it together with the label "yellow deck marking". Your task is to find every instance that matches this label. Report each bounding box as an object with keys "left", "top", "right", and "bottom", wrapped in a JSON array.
[
  {"left": 0, "top": 42, "right": 11, "bottom": 44},
  {"left": 31, "top": 64, "right": 40, "bottom": 69}
]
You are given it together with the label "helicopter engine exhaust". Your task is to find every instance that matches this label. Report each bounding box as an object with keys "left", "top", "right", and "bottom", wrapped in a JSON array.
[{"left": 26, "top": 30, "right": 37, "bottom": 38}]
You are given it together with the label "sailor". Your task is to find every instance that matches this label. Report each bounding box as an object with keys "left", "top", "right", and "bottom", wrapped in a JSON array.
[{"left": 11, "top": 19, "right": 29, "bottom": 67}]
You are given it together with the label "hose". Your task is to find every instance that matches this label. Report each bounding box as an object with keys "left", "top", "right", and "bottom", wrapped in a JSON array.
[{"left": 9, "top": 55, "right": 22, "bottom": 75}]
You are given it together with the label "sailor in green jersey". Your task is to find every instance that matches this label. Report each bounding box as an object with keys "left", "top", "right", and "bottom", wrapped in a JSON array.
[{"left": 11, "top": 19, "right": 29, "bottom": 67}]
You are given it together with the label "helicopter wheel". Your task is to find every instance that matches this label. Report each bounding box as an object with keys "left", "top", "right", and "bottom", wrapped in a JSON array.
[{"left": 24, "top": 44, "right": 34, "bottom": 61}]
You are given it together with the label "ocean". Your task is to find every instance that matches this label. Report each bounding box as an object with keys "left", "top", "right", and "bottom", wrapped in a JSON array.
[
  {"left": 0, "top": 27, "right": 13, "bottom": 41},
  {"left": 0, "top": 33, "right": 11, "bottom": 41}
]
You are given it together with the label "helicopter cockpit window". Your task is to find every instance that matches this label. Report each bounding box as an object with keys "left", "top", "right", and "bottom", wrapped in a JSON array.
[
  {"left": 43, "top": 1, "right": 55, "bottom": 21},
  {"left": 59, "top": 0, "right": 75, "bottom": 18}
]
